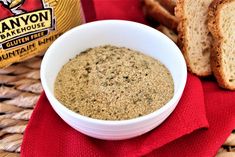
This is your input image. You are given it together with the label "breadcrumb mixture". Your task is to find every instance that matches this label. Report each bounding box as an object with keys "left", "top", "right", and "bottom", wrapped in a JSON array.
[{"left": 54, "top": 45, "right": 174, "bottom": 120}]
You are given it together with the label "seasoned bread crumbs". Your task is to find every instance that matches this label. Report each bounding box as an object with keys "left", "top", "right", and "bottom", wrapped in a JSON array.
[{"left": 54, "top": 45, "right": 174, "bottom": 120}]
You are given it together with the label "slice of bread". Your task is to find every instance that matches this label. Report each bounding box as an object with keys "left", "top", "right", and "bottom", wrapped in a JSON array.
[
  {"left": 208, "top": 0, "right": 235, "bottom": 90},
  {"left": 175, "top": 0, "right": 213, "bottom": 76},
  {"left": 143, "top": 0, "right": 178, "bottom": 30}
]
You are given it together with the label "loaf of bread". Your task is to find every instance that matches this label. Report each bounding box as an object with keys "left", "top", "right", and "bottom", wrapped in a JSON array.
[
  {"left": 142, "top": 0, "right": 178, "bottom": 30},
  {"left": 175, "top": 0, "right": 213, "bottom": 76},
  {"left": 208, "top": 0, "right": 235, "bottom": 90}
]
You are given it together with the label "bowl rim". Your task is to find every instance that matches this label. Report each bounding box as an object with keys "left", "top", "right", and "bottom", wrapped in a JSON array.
[{"left": 41, "top": 20, "right": 187, "bottom": 126}]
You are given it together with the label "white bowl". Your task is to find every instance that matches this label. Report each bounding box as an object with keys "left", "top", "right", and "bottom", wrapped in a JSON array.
[{"left": 41, "top": 20, "right": 187, "bottom": 140}]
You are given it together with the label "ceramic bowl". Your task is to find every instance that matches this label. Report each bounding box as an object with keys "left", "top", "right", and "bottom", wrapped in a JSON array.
[{"left": 41, "top": 20, "right": 187, "bottom": 140}]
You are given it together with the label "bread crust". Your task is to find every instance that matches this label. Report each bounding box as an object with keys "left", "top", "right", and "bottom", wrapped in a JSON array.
[
  {"left": 175, "top": 0, "right": 212, "bottom": 76},
  {"left": 208, "top": 0, "right": 235, "bottom": 90},
  {"left": 143, "top": 0, "right": 178, "bottom": 30}
]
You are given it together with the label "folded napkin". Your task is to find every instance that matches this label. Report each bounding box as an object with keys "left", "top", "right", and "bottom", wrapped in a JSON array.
[
  {"left": 21, "top": 73, "right": 208, "bottom": 157},
  {"left": 21, "top": 1, "right": 235, "bottom": 157}
]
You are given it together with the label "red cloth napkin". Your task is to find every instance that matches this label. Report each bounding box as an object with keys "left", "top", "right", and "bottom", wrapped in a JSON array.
[{"left": 21, "top": 1, "right": 235, "bottom": 157}]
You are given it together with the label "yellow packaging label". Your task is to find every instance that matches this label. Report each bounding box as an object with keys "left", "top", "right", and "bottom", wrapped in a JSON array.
[{"left": 0, "top": 0, "right": 84, "bottom": 67}]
